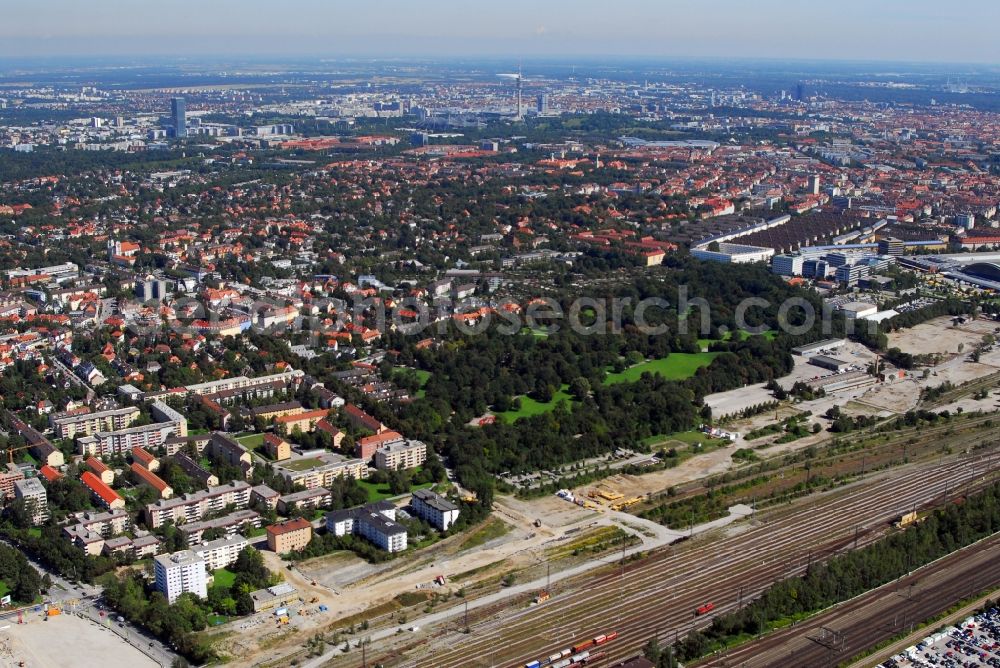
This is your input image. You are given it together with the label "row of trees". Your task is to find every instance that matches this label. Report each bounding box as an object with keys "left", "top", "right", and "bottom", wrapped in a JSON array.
[{"left": 664, "top": 480, "right": 1000, "bottom": 663}]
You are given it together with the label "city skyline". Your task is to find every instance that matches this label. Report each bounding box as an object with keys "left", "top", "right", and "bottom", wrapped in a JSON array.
[{"left": 1, "top": 0, "right": 999, "bottom": 64}]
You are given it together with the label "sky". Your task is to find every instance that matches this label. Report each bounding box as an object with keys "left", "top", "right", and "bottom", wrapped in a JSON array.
[{"left": 1, "top": 0, "right": 999, "bottom": 64}]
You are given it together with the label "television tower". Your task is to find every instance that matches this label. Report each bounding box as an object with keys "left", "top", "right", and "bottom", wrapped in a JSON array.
[{"left": 516, "top": 65, "right": 523, "bottom": 120}]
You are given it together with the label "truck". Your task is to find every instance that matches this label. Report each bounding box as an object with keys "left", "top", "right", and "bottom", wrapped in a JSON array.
[{"left": 274, "top": 607, "right": 288, "bottom": 617}]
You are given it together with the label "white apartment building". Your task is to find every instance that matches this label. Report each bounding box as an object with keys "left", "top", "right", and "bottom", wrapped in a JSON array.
[
  {"left": 144, "top": 480, "right": 251, "bottom": 529},
  {"left": 52, "top": 406, "right": 139, "bottom": 439},
  {"left": 13, "top": 477, "right": 48, "bottom": 525},
  {"left": 410, "top": 489, "right": 460, "bottom": 531},
  {"left": 325, "top": 501, "right": 407, "bottom": 553},
  {"left": 154, "top": 550, "right": 208, "bottom": 603},
  {"left": 195, "top": 535, "right": 248, "bottom": 571},
  {"left": 373, "top": 439, "right": 427, "bottom": 471}
]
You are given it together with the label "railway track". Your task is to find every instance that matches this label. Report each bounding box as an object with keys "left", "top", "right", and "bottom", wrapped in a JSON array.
[
  {"left": 698, "top": 533, "right": 1000, "bottom": 668},
  {"left": 372, "top": 448, "right": 1000, "bottom": 668}
]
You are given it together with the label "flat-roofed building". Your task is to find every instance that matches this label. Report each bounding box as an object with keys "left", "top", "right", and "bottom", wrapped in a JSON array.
[
  {"left": 179, "top": 509, "right": 261, "bottom": 546},
  {"left": 356, "top": 430, "right": 403, "bottom": 461},
  {"left": 275, "top": 452, "right": 369, "bottom": 489},
  {"left": 374, "top": 439, "right": 427, "bottom": 471},
  {"left": 277, "top": 487, "right": 331, "bottom": 515},
  {"left": 144, "top": 480, "right": 251, "bottom": 528},
  {"left": 154, "top": 550, "right": 208, "bottom": 603},
  {"left": 13, "top": 477, "right": 48, "bottom": 525},
  {"left": 266, "top": 517, "right": 312, "bottom": 553},
  {"left": 0, "top": 463, "right": 25, "bottom": 499},
  {"left": 52, "top": 406, "right": 139, "bottom": 439},
  {"left": 195, "top": 535, "right": 247, "bottom": 570},
  {"left": 325, "top": 501, "right": 406, "bottom": 552}
]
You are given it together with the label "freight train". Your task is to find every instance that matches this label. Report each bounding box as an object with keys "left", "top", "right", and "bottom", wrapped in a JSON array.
[{"left": 522, "top": 630, "right": 618, "bottom": 668}]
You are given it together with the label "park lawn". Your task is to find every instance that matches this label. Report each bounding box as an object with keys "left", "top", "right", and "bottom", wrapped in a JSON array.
[
  {"left": 698, "top": 329, "right": 777, "bottom": 350},
  {"left": 26, "top": 527, "right": 41, "bottom": 538},
  {"left": 237, "top": 433, "right": 265, "bottom": 449},
  {"left": 520, "top": 326, "right": 551, "bottom": 338},
  {"left": 497, "top": 384, "right": 575, "bottom": 422},
  {"left": 603, "top": 353, "right": 719, "bottom": 385},
  {"left": 0, "top": 582, "right": 9, "bottom": 599},
  {"left": 356, "top": 479, "right": 434, "bottom": 503},
  {"left": 211, "top": 568, "right": 236, "bottom": 591}
]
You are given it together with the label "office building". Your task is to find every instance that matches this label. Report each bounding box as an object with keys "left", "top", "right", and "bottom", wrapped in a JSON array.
[
  {"left": 835, "top": 263, "right": 869, "bottom": 286},
  {"left": 171, "top": 97, "right": 187, "bottom": 138},
  {"left": 154, "top": 550, "right": 207, "bottom": 603},
  {"left": 266, "top": 517, "right": 313, "bottom": 554},
  {"left": 771, "top": 254, "right": 804, "bottom": 276},
  {"left": 877, "top": 237, "right": 905, "bottom": 257},
  {"left": 537, "top": 93, "right": 549, "bottom": 114},
  {"left": 410, "top": 489, "right": 460, "bottom": 531},
  {"left": 13, "top": 477, "right": 48, "bottom": 525},
  {"left": 956, "top": 213, "right": 976, "bottom": 230}
]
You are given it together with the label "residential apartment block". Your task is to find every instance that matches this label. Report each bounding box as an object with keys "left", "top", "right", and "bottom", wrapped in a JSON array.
[
  {"left": 195, "top": 535, "right": 248, "bottom": 571},
  {"left": 410, "top": 489, "right": 460, "bottom": 531},
  {"left": 80, "top": 471, "right": 125, "bottom": 510},
  {"left": 144, "top": 480, "right": 251, "bottom": 528},
  {"left": 154, "top": 550, "right": 208, "bottom": 603},
  {"left": 266, "top": 517, "right": 312, "bottom": 553},
  {"left": 52, "top": 405, "right": 139, "bottom": 439},
  {"left": 13, "top": 477, "right": 48, "bottom": 525},
  {"left": 276, "top": 487, "right": 330, "bottom": 515},
  {"left": 326, "top": 501, "right": 407, "bottom": 553},
  {"left": 275, "top": 452, "right": 369, "bottom": 489},
  {"left": 374, "top": 438, "right": 427, "bottom": 471}
]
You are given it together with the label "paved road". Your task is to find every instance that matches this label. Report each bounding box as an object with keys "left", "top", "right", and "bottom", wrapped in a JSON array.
[{"left": 0, "top": 537, "right": 176, "bottom": 667}]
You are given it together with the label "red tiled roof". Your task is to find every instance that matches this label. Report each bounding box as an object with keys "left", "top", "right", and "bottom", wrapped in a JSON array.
[
  {"left": 131, "top": 446, "right": 156, "bottom": 466},
  {"left": 39, "top": 465, "right": 61, "bottom": 482},
  {"left": 85, "top": 457, "right": 109, "bottom": 474},
  {"left": 266, "top": 517, "right": 311, "bottom": 536},
  {"left": 130, "top": 462, "right": 169, "bottom": 492},
  {"left": 80, "top": 471, "right": 123, "bottom": 506}
]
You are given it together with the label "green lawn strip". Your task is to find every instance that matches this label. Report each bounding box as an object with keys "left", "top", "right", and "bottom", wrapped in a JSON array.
[
  {"left": 211, "top": 568, "right": 236, "bottom": 591},
  {"left": 497, "top": 384, "right": 575, "bottom": 422},
  {"left": 603, "top": 353, "right": 719, "bottom": 385}
]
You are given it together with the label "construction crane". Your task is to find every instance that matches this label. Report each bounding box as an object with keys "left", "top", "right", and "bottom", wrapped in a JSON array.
[{"left": 1, "top": 444, "right": 33, "bottom": 465}]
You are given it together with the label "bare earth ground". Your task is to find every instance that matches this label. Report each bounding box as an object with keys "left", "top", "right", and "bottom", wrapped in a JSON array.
[{"left": 0, "top": 613, "right": 158, "bottom": 668}]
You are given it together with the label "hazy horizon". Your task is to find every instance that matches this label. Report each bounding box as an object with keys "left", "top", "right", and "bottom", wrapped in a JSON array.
[{"left": 2, "top": 0, "right": 999, "bottom": 65}]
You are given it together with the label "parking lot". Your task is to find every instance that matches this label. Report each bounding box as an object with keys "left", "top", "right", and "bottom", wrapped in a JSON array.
[{"left": 882, "top": 607, "right": 1000, "bottom": 668}]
